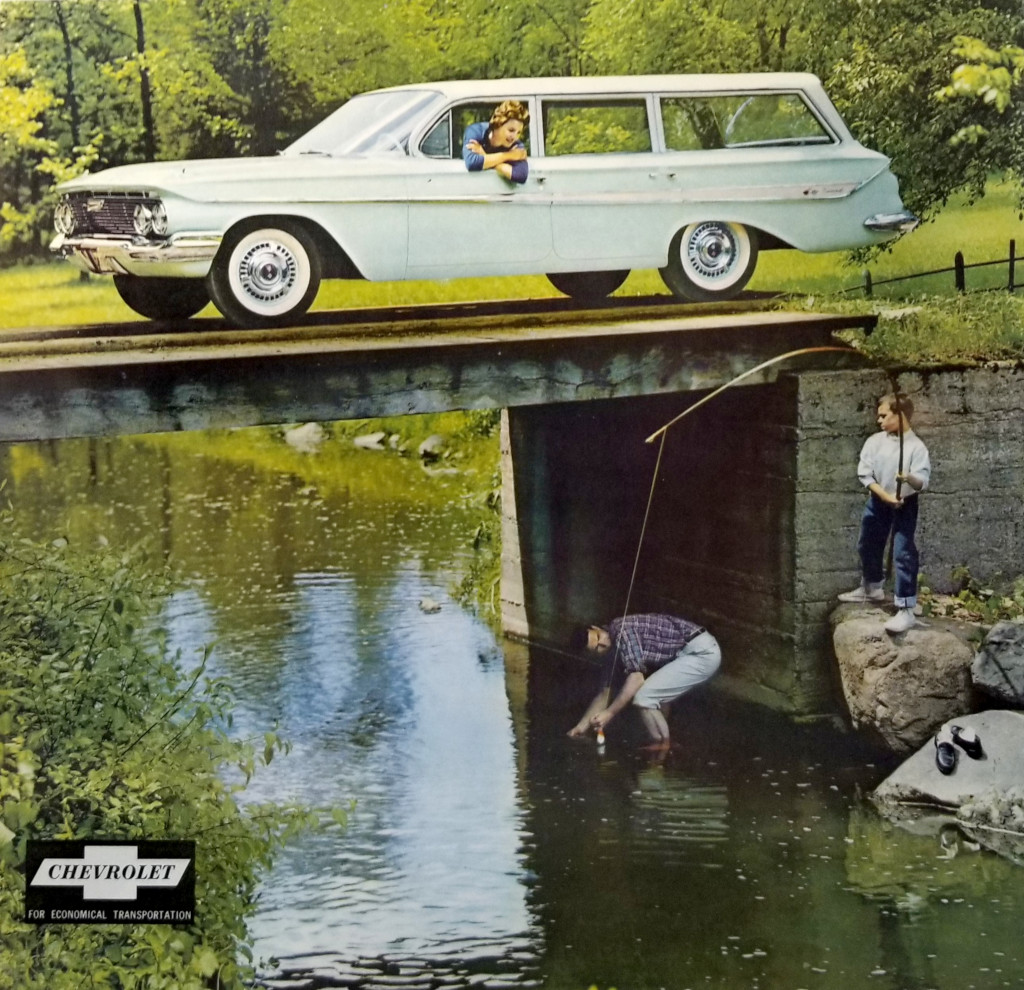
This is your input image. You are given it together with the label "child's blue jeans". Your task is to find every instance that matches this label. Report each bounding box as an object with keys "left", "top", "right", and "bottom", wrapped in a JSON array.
[{"left": 858, "top": 493, "right": 920, "bottom": 608}]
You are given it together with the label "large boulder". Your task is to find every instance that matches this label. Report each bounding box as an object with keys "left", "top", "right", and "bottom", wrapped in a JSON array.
[
  {"left": 831, "top": 603, "right": 977, "bottom": 754},
  {"left": 972, "top": 620, "right": 1024, "bottom": 706}
]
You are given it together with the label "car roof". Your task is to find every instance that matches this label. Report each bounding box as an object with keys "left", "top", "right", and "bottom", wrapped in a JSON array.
[{"left": 366, "top": 73, "right": 826, "bottom": 100}]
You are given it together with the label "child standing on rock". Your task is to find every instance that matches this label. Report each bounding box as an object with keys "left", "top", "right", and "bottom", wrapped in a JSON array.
[{"left": 838, "top": 392, "right": 931, "bottom": 634}]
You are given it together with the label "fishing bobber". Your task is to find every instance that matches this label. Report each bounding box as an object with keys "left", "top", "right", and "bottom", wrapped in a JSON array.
[{"left": 596, "top": 728, "right": 605, "bottom": 747}]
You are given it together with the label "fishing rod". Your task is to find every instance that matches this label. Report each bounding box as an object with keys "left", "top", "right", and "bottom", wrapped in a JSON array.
[{"left": 884, "top": 378, "right": 906, "bottom": 581}]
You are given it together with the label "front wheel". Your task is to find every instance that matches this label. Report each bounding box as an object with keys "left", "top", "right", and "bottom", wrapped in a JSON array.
[
  {"left": 113, "top": 275, "right": 210, "bottom": 321},
  {"left": 546, "top": 269, "right": 629, "bottom": 303},
  {"left": 208, "top": 224, "right": 322, "bottom": 328},
  {"left": 659, "top": 221, "right": 758, "bottom": 302}
]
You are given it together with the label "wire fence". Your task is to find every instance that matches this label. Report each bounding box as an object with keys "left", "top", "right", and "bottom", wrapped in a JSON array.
[{"left": 839, "top": 239, "right": 1021, "bottom": 297}]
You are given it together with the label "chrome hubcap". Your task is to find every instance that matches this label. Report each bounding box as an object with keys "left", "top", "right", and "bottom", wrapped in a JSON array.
[
  {"left": 238, "top": 241, "right": 297, "bottom": 302},
  {"left": 686, "top": 223, "right": 737, "bottom": 280}
]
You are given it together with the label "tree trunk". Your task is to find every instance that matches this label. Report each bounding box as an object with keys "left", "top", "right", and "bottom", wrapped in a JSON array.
[
  {"left": 51, "top": 0, "right": 81, "bottom": 147},
  {"left": 132, "top": 0, "right": 157, "bottom": 160}
]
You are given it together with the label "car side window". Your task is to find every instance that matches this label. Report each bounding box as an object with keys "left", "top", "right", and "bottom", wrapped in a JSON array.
[
  {"left": 420, "top": 101, "right": 532, "bottom": 159},
  {"left": 420, "top": 115, "right": 452, "bottom": 158},
  {"left": 661, "top": 93, "right": 832, "bottom": 151},
  {"left": 542, "top": 99, "right": 651, "bottom": 156}
]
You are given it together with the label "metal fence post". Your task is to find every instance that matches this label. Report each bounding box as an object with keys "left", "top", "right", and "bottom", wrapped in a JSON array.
[
  {"left": 954, "top": 251, "right": 965, "bottom": 293},
  {"left": 1010, "top": 239, "right": 1016, "bottom": 292},
  {"left": 862, "top": 269, "right": 872, "bottom": 298}
]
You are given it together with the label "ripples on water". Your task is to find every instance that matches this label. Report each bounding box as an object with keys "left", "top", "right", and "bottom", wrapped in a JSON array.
[{"left": 4, "top": 432, "right": 1024, "bottom": 990}]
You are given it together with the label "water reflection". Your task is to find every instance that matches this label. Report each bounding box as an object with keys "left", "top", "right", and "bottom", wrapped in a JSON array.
[
  {"left": 4, "top": 428, "right": 1024, "bottom": 990},
  {"left": 187, "top": 572, "right": 537, "bottom": 983}
]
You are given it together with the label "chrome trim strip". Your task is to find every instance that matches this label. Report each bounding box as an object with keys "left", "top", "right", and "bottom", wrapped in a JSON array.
[{"left": 400, "top": 181, "right": 861, "bottom": 207}]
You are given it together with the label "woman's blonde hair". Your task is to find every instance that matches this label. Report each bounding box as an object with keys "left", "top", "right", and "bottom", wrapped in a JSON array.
[{"left": 490, "top": 99, "right": 529, "bottom": 129}]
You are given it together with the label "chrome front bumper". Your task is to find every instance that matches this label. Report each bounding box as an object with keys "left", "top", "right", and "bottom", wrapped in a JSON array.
[
  {"left": 864, "top": 211, "right": 920, "bottom": 233},
  {"left": 50, "top": 232, "right": 222, "bottom": 278}
]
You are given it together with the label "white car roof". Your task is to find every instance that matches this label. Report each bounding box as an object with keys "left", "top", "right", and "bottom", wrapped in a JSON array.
[{"left": 367, "top": 73, "right": 826, "bottom": 100}]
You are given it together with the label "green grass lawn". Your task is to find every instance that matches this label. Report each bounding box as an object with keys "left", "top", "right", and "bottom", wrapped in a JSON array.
[{"left": 3, "top": 180, "right": 1023, "bottom": 330}]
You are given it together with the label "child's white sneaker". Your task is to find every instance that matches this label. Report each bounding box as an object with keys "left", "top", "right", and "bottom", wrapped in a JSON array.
[
  {"left": 838, "top": 585, "right": 885, "bottom": 603},
  {"left": 885, "top": 608, "right": 916, "bottom": 634}
]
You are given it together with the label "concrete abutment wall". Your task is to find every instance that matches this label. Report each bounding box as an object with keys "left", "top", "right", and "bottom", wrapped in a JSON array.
[{"left": 501, "top": 364, "right": 1024, "bottom": 717}]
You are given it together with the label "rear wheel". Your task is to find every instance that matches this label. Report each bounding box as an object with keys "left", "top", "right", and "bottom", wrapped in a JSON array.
[
  {"left": 208, "top": 223, "right": 322, "bottom": 328},
  {"left": 546, "top": 269, "right": 629, "bottom": 302},
  {"left": 113, "top": 275, "right": 210, "bottom": 321},
  {"left": 659, "top": 221, "right": 758, "bottom": 302}
]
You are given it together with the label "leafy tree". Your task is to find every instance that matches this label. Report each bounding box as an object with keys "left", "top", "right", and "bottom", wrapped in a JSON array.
[
  {"left": 936, "top": 35, "right": 1024, "bottom": 206},
  {"left": 0, "top": 512, "right": 339, "bottom": 987},
  {"left": 440, "top": 0, "right": 593, "bottom": 78},
  {"left": 581, "top": 0, "right": 847, "bottom": 77},
  {"left": 0, "top": 1, "right": 147, "bottom": 169},
  {"left": 270, "top": 0, "right": 460, "bottom": 129},
  {"left": 0, "top": 47, "right": 97, "bottom": 256}
]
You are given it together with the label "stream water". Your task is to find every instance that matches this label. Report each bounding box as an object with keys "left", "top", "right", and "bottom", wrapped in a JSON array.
[{"left": 2, "top": 425, "right": 1022, "bottom": 990}]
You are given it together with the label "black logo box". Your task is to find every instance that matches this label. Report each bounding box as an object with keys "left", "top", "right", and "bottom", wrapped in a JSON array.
[{"left": 25, "top": 839, "right": 195, "bottom": 925}]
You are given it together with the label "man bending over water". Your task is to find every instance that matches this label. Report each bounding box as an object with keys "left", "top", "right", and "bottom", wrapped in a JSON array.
[{"left": 568, "top": 613, "right": 720, "bottom": 748}]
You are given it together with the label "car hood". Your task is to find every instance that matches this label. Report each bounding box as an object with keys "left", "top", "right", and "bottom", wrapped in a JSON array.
[{"left": 58, "top": 154, "right": 411, "bottom": 198}]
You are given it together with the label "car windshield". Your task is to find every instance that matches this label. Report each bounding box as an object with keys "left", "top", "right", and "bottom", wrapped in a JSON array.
[{"left": 283, "top": 89, "right": 444, "bottom": 157}]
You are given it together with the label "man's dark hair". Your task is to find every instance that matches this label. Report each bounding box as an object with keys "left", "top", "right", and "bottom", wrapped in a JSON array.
[{"left": 569, "top": 624, "right": 592, "bottom": 653}]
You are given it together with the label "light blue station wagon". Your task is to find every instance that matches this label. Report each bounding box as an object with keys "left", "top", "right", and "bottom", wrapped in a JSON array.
[{"left": 51, "top": 73, "right": 917, "bottom": 328}]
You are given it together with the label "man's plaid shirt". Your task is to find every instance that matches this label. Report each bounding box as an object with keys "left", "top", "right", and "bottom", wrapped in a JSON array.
[{"left": 607, "top": 614, "right": 705, "bottom": 676}]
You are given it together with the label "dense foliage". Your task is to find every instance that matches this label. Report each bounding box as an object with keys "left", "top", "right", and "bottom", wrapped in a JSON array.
[
  {"left": 2, "top": 0, "right": 1024, "bottom": 257},
  {"left": 0, "top": 509, "right": 336, "bottom": 988}
]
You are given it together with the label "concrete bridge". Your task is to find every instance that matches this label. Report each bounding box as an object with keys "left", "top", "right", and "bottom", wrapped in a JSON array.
[
  {"left": 0, "top": 298, "right": 882, "bottom": 716},
  {"left": 0, "top": 299, "right": 871, "bottom": 440}
]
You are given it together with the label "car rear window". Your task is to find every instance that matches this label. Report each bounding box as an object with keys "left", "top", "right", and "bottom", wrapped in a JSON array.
[
  {"left": 542, "top": 99, "right": 651, "bottom": 156},
  {"left": 661, "top": 93, "right": 832, "bottom": 150}
]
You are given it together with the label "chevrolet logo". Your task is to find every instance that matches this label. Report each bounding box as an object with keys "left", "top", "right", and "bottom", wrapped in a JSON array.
[
  {"left": 30, "top": 845, "right": 191, "bottom": 900},
  {"left": 85, "top": 199, "right": 105, "bottom": 212}
]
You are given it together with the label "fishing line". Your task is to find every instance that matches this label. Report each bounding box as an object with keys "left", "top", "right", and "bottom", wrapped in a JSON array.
[{"left": 601, "top": 429, "right": 668, "bottom": 693}]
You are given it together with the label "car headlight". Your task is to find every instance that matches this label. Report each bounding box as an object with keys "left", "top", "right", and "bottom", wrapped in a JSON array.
[
  {"left": 133, "top": 200, "right": 169, "bottom": 237},
  {"left": 133, "top": 203, "right": 153, "bottom": 236},
  {"left": 150, "top": 200, "right": 169, "bottom": 236},
  {"left": 54, "top": 197, "right": 76, "bottom": 236}
]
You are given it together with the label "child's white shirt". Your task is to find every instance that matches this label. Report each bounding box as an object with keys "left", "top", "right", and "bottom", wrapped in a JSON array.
[{"left": 857, "top": 429, "right": 931, "bottom": 497}]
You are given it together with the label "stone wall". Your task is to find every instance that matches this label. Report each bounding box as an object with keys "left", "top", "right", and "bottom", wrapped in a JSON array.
[{"left": 795, "top": 364, "right": 1024, "bottom": 677}]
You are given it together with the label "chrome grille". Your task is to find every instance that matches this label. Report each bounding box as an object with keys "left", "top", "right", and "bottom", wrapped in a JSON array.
[{"left": 66, "top": 192, "right": 156, "bottom": 236}]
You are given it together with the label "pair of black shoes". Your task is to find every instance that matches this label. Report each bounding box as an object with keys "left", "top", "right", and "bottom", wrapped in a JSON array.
[{"left": 934, "top": 724, "right": 984, "bottom": 775}]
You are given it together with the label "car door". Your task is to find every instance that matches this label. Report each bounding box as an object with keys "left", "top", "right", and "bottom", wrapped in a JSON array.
[
  {"left": 537, "top": 95, "right": 666, "bottom": 268},
  {"left": 405, "top": 100, "right": 553, "bottom": 277}
]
